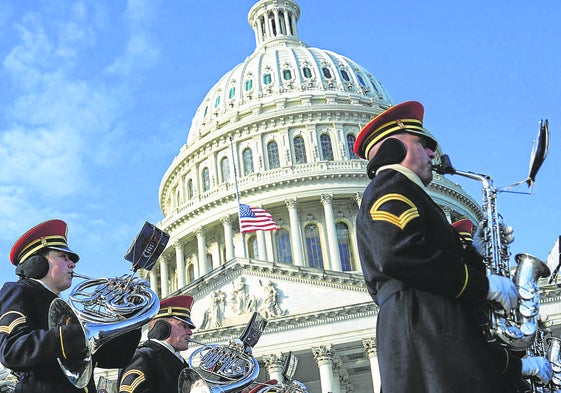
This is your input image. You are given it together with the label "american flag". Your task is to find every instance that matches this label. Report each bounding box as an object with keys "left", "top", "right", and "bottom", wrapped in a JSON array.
[{"left": 239, "top": 204, "right": 279, "bottom": 234}]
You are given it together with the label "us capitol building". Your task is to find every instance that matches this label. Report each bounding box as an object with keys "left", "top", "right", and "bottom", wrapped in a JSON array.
[{"left": 99, "top": 0, "right": 561, "bottom": 391}]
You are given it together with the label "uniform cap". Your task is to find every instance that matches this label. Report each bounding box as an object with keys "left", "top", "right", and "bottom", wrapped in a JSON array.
[
  {"left": 10, "top": 219, "right": 79, "bottom": 265},
  {"left": 452, "top": 219, "right": 474, "bottom": 244},
  {"left": 354, "top": 101, "right": 438, "bottom": 159},
  {"left": 156, "top": 295, "right": 196, "bottom": 329}
]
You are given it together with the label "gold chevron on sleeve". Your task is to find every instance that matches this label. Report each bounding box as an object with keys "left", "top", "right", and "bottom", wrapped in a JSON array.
[
  {"left": 370, "top": 193, "right": 419, "bottom": 229},
  {"left": 0, "top": 311, "right": 26, "bottom": 335},
  {"left": 119, "top": 370, "right": 146, "bottom": 393}
]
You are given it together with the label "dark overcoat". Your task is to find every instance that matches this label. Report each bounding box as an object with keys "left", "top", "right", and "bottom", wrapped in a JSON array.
[
  {"left": 356, "top": 167, "right": 522, "bottom": 393},
  {"left": 0, "top": 279, "right": 96, "bottom": 393},
  {"left": 118, "top": 340, "right": 186, "bottom": 393}
]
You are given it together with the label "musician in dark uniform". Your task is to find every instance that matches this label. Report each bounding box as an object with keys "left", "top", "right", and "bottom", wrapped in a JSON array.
[
  {"left": 0, "top": 219, "right": 96, "bottom": 393},
  {"left": 354, "top": 101, "right": 552, "bottom": 393},
  {"left": 118, "top": 295, "right": 196, "bottom": 393}
]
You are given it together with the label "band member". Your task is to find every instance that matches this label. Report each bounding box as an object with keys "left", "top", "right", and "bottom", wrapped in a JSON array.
[
  {"left": 0, "top": 219, "right": 96, "bottom": 393},
  {"left": 354, "top": 101, "right": 552, "bottom": 392},
  {"left": 118, "top": 295, "right": 196, "bottom": 393}
]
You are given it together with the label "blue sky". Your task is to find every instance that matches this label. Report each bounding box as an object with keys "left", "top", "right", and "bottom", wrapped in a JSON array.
[{"left": 0, "top": 0, "right": 560, "bottom": 289}]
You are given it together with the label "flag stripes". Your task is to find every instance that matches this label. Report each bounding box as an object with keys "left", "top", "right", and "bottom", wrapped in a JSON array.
[{"left": 239, "top": 204, "right": 279, "bottom": 234}]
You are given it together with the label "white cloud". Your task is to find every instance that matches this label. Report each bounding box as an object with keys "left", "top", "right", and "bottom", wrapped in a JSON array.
[{"left": 105, "top": 0, "right": 160, "bottom": 76}]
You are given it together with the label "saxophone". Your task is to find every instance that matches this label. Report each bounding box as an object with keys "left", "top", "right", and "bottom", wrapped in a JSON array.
[{"left": 432, "top": 119, "right": 551, "bottom": 352}]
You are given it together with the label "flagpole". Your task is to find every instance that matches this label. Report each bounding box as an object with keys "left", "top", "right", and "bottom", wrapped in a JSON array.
[{"left": 230, "top": 135, "right": 247, "bottom": 258}]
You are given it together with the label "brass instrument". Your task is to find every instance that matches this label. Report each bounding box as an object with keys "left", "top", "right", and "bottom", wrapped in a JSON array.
[
  {"left": 48, "top": 222, "right": 168, "bottom": 388},
  {"left": 179, "top": 313, "right": 267, "bottom": 393},
  {"left": 433, "top": 120, "right": 558, "bottom": 390}
]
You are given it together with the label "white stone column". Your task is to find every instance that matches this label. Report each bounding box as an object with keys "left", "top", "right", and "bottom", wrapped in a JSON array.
[
  {"left": 196, "top": 228, "right": 208, "bottom": 277},
  {"left": 263, "top": 354, "right": 285, "bottom": 384},
  {"left": 332, "top": 358, "right": 343, "bottom": 393},
  {"left": 285, "top": 198, "right": 305, "bottom": 267},
  {"left": 363, "top": 338, "right": 380, "bottom": 393},
  {"left": 159, "top": 256, "right": 169, "bottom": 298},
  {"left": 321, "top": 193, "right": 342, "bottom": 271},
  {"left": 256, "top": 230, "right": 267, "bottom": 260},
  {"left": 221, "top": 216, "right": 235, "bottom": 261},
  {"left": 174, "top": 242, "right": 185, "bottom": 289},
  {"left": 283, "top": 10, "right": 292, "bottom": 36},
  {"left": 274, "top": 10, "right": 281, "bottom": 36},
  {"left": 149, "top": 270, "right": 158, "bottom": 296},
  {"left": 313, "top": 345, "right": 335, "bottom": 393}
]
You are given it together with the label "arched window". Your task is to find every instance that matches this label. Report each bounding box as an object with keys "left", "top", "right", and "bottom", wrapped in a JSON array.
[
  {"left": 346, "top": 134, "right": 358, "bottom": 159},
  {"left": 322, "top": 67, "right": 332, "bottom": 79},
  {"left": 228, "top": 87, "right": 235, "bottom": 99},
  {"left": 341, "top": 69, "right": 350, "bottom": 81},
  {"left": 202, "top": 167, "right": 210, "bottom": 191},
  {"left": 220, "top": 157, "right": 230, "bottom": 183},
  {"left": 245, "top": 79, "right": 253, "bottom": 91},
  {"left": 267, "top": 140, "right": 280, "bottom": 169},
  {"left": 248, "top": 235, "right": 258, "bottom": 259},
  {"left": 243, "top": 148, "right": 254, "bottom": 175},
  {"left": 214, "top": 96, "right": 221, "bottom": 108},
  {"left": 302, "top": 67, "right": 312, "bottom": 78},
  {"left": 277, "top": 229, "right": 292, "bottom": 264},
  {"left": 283, "top": 69, "right": 292, "bottom": 80},
  {"left": 263, "top": 74, "right": 272, "bottom": 85},
  {"left": 337, "top": 222, "right": 352, "bottom": 271},
  {"left": 305, "top": 224, "right": 323, "bottom": 268},
  {"left": 206, "top": 253, "right": 213, "bottom": 271},
  {"left": 187, "top": 179, "right": 193, "bottom": 199},
  {"left": 187, "top": 263, "right": 195, "bottom": 283},
  {"left": 320, "top": 133, "right": 334, "bottom": 161},
  {"left": 293, "top": 136, "right": 307, "bottom": 164}
]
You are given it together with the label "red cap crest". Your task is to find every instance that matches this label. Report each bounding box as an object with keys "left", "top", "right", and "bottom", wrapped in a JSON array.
[
  {"left": 156, "top": 295, "right": 196, "bottom": 329},
  {"left": 354, "top": 101, "right": 438, "bottom": 159},
  {"left": 10, "top": 219, "right": 79, "bottom": 265}
]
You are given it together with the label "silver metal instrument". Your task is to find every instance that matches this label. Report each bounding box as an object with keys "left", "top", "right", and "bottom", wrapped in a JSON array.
[
  {"left": 179, "top": 313, "right": 267, "bottom": 393},
  {"left": 433, "top": 119, "right": 551, "bottom": 351},
  {"left": 433, "top": 119, "right": 558, "bottom": 391},
  {"left": 48, "top": 222, "right": 168, "bottom": 388}
]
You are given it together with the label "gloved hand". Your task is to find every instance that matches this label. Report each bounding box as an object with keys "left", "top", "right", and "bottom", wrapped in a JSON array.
[
  {"left": 499, "top": 221, "right": 515, "bottom": 245},
  {"left": 472, "top": 221, "right": 486, "bottom": 256},
  {"left": 521, "top": 356, "right": 553, "bottom": 385},
  {"left": 487, "top": 274, "right": 518, "bottom": 311}
]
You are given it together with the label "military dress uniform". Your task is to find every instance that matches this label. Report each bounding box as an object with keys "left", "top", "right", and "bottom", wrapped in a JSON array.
[
  {"left": 354, "top": 101, "right": 524, "bottom": 393},
  {"left": 0, "top": 220, "right": 96, "bottom": 393},
  {"left": 118, "top": 295, "right": 195, "bottom": 393},
  {"left": 118, "top": 340, "right": 187, "bottom": 393}
]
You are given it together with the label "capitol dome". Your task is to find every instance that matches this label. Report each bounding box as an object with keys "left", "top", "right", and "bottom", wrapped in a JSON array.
[{"left": 187, "top": 0, "right": 392, "bottom": 147}]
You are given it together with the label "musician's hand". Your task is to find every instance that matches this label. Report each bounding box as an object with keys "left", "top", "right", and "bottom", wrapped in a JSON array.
[
  {"left": 472, "top": 221, "right": 486, "bottom": 256},
  {"left": 499, "top": 222, "right": 515, "bottom": 245},
  {"left": 487, "top": 274, "right": 517, "bottom": 311},
  {"left": 521, "top": 356, "right": 553, "bottom": 384}
]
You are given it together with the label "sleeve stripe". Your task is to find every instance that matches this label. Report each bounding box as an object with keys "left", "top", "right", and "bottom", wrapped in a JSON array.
[{"left": 455, "top": 264, "right": 469, "bottom": 298}]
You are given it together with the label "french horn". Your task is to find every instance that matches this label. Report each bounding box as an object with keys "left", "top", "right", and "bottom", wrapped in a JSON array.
[
  {"left": 48, "top": 222, "right": 169, "bottom": 388},
  {"left": 179, "top": 313, "right": 267, "bottom": 393}
]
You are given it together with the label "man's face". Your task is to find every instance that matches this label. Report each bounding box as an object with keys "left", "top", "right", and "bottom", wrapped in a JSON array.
[
  {"left": 394, "top": 133, "right": 436, "bottom": 185},
  {"left": 42, "top": 250, "right": 76, "bottom": 294},
  {"left": 166, "top": 317, "right": 193, "bottom": 352}
]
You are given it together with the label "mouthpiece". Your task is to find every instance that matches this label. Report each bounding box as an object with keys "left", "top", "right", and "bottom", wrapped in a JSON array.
[
  {"left": 71, "top": 272, "right": 92, "bottom": 280},
  {"left": 432, "top": 154, "right": 456, "bottom": 175}
]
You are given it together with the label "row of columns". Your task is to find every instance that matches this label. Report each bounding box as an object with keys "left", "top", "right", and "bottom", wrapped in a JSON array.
[
  {"left": 253, "top": 7, "right": 299, "bottom": 46},
  {"left": 261, "top": 339, "right": 380, "bottom": 393},
  {"left": 152, "top": 194, "right": 362, "bottom": 298}
]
